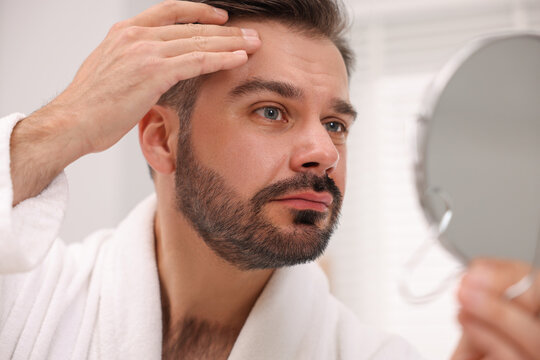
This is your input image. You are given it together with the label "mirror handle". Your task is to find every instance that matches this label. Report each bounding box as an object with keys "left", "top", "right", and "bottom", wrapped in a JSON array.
[{"left": 399, "top": 190, "right": 463, "bottom": 304}]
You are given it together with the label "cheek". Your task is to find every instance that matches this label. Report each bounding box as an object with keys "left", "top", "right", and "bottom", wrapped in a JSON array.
[
  {"left": 334, "top": 147, "right": 347, "bottom": 196},
  {"left": 223, "top": 137, "right": 285, "bottom": 192},
  {"left": 191, "top": 115, "right": 286, "bottom": 195}
]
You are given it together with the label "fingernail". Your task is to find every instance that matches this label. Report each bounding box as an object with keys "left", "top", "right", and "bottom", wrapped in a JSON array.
[
  {"left": 214, "top": 7, "right": 228, "bottom": 18},
  {"left": 241, "top": 28, "right": 258, "bottom": 37},
  {"left": 244, "top": 36, "right": 261, "bottom": 46}
]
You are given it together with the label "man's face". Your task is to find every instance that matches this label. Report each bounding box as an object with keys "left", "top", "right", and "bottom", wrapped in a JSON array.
[{"left": 174, "top": 20, "right": 355, "bottom": 270}]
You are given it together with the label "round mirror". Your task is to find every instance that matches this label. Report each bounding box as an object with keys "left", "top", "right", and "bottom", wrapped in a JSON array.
[{"left": 416, "top": 32, "right": 540, "bottom": 265}]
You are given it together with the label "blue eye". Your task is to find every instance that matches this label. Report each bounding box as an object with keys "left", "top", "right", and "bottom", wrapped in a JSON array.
[
  {"left": 255, "top": 107, "right": 283, "bottom": 121},
  {"left": 324, "top": 121, "right": 346, "bottom": 133}
]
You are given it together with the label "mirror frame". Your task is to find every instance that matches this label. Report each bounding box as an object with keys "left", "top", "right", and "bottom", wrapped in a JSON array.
[{"left": 414, "top": 31, "right": 540, "bottom": 264}]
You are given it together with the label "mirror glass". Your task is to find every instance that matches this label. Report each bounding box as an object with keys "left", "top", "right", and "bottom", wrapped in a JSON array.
[{"left": 417, "top": 33, "right": 540, "bottom": 265}]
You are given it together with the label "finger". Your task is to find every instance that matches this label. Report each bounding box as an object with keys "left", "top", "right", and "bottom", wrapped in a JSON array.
[
  {"left": 458, "top": 285, "right": 540, "bottom": 359},
  {"left": 152, "top": 24, "right": 253, "bottom": 41},
  {"left": 127, "top": 0, "right": 229, "bottom": 28},
  {"left": 464, "top": 259, "right": 540, "bottom": 312},
  {"left": 166, "top": 50, "right": 248, "bottom": 82},
  {"left": 160, "top": 35, "right": 261, "bottom": 57},
  {"left": 460, "top": 316, "right": 528, "bottom": 360}
]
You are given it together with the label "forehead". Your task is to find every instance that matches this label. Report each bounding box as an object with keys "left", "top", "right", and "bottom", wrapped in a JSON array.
[{"left": 200, "top": 20, "right": 350, "bottom": 101}]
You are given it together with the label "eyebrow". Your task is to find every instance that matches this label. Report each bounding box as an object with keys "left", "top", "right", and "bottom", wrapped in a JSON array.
[
  {"left": 229, "top": 78, "right": 304, "bottom": 99},
  {"left": 228, "top": 77, "right": 357, "bottom": 121},
  {"left": 331, "top": 98, "right": 357, "bottom": 121}
]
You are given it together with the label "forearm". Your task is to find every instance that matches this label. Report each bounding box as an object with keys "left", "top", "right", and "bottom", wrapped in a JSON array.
[
  {"left": 9, "top": 1, "right": 259, "bottom": 206},
  {"left": 10, "top": 104, "right": 87, "bottom": 206}
]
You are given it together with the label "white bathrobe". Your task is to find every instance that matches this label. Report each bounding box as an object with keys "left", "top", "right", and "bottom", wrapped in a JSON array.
[{"left": 0, "top": 113, "right": 424, "bottom": 359}]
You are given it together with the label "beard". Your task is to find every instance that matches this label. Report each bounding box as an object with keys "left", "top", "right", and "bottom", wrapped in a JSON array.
[{"left": 174, "top": 131, "right": 343, "bottom": 271}]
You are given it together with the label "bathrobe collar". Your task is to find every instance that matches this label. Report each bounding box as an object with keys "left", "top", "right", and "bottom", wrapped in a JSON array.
[{"left": 99, "top": 194, "right": 335, "bottom": 359}]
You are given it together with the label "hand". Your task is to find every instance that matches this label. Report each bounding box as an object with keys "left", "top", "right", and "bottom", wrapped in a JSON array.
[
  {"left": 451, "top": 259, "right": 540, "bottom": 360},
  {"left": 49, "top": 0, "right": 261, "bottom": 154},
  {"left": 9, "top": 0, "right": 261, "bottom": 206}
]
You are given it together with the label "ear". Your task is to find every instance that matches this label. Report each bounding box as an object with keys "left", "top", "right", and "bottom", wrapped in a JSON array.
[{"left": 139, "top": 105, "right": 179, "bottom": 175}]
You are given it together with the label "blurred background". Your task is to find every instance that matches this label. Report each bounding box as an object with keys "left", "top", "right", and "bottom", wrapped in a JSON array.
[{"left": 1, "top": 0, "right": 539, "bottom": 358}]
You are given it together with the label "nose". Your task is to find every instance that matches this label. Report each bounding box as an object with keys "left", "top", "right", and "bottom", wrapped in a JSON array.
[{"left": 289, "top": 122, "right": 340, "bottom": 176}]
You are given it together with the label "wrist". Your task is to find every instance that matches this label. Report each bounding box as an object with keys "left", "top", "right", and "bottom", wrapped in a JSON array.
[
  {"left": 19, "top": 104, "right": 88, "bottom": 167},
  {"left": 43, "top": 99, "right": 95, "bottom": 158}
]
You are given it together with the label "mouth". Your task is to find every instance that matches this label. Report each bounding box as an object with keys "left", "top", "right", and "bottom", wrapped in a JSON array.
[{"left": 272, "top": 192, "right": 333, "bottom": 212}]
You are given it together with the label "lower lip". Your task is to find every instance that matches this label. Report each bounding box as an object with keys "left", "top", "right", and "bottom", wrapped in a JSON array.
[{"left": 273, "top": 199, "right": 329, "bottom": 212}]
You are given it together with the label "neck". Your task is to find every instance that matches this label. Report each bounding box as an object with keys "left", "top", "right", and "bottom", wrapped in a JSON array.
[{"left": 154, "top": 195, "right": 274, "bottom": 335}]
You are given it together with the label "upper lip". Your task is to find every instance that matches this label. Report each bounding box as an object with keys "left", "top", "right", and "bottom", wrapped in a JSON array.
[{"left": 274, "top": 192, "right": 333, "bottom": 206}]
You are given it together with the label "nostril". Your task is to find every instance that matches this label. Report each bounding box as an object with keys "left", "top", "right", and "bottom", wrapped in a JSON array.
[{"left": 302, "top": 162, "right": 319, "bottom": 168}]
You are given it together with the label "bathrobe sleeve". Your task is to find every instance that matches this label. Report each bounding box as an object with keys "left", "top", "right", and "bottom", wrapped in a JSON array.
[
  {"left": 0, "top": 113, "right": 69, "bottom": 274},
  {"left": 0, "top": 114, "right": 111, "bottom": 359}
]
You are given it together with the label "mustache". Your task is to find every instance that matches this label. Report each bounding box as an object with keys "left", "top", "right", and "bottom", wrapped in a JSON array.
[{"left": 251, "top": 173, "right": 343, "bottom": 213}]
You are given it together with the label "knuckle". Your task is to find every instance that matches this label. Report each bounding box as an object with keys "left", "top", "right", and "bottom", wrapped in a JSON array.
[
  {"left": 192, "top": 36, "right": 209, "bottom": 50},
  {"left": 121, "top": 26, "right": 144, "bottom": 42},
  {"left": 184, "top": 23, "right": 202, "bottom": 35},
  {"left": 197, "top": 26, "right": 210, "bottom": 36},
  {"left": 110, "top": 20, "right": 128, "bottom": 33},
  {"left": 190, "top": 51, "right": 206, "bottom": 65}
]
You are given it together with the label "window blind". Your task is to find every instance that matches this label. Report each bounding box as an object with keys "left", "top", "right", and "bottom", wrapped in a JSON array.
[{"left": 328, "top": 1, "right": 540, "bottom": 358}]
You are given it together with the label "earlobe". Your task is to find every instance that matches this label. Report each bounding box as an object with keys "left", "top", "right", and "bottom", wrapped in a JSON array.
[{"left": 139, "top": 105, "right": 179, "bottom": 175}]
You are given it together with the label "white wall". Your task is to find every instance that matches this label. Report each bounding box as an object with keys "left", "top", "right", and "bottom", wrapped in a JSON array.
[
  {"left": 0, "top": 0, "right": 156, "bottom": 242},
  {"left": 327, "top": 1, "right": 540, "bottom": 359},
  {"left": 3, "top": 1, "right": 538, "bottom": 359}
]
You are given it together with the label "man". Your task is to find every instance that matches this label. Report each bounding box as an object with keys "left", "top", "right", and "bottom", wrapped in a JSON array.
[{"left": 0, "top": 1, "right": 538, "bottom": 359}]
